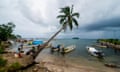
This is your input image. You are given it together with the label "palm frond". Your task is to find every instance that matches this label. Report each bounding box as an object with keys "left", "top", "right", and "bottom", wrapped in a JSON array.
[
  {"left": 68, "top": 17, "right": 73, "bottom": 30},
  {"left": 71, "top": 5, "right": 74, "bottom": 13},
  {"left": 59, "top": 18, "right": 65, "bottom": 24},
  {"left": 72, "top": 13, "right": 80, "bottom": 18},
  {"left": 72, "top": 18, "right": 79, "bottom": 27},
  {"left": 57, "top": 5, "right": 80, "bottom": 31},
  {"left": 57, "top": 15, "right": 66, "bottom": 18},
  {"left": 60, "top": 6, "right": 69, "bottom": 13}
]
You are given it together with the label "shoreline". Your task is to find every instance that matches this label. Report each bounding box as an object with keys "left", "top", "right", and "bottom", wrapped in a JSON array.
[{"left": 34, "top": 51, "right": 120, "bottom": 72}]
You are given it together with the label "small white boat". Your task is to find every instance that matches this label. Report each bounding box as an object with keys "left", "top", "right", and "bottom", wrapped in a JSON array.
[
  {"left": 86, "top": 46, "right": 104, "bottom": 57},
  {"left": 62, "top": 45, "right": 76, "bottom": 53}
]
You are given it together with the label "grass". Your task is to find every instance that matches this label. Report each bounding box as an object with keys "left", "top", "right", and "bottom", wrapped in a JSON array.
[
  {"left": 8, "top": 62, "right": 22, "bottom": 72},
  {"left": 0, "top": 56, "right": 7, "bottom": 67}
]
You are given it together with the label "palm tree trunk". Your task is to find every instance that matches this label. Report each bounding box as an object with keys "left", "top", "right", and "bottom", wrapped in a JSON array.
[
  {"left": 45, "top": 26, "right": 64, "bottom": 46},
  {"left": 34, "top": 26, "right": 64, "bottom": 59}
]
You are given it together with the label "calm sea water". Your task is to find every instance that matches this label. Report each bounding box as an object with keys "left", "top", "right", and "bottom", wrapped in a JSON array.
[{"left": 38, "top": 39, "right": 120, "bottom": 70}]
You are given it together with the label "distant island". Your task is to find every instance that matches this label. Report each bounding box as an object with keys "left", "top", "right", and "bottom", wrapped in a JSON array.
[{"left": 72, "top": 37, "right": 79, "bottom": 39}]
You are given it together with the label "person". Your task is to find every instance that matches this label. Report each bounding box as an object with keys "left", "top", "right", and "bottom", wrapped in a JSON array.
[
  {"left": 51, "top": 47, "right": 54, "bottom": 53},
  {"left": 61, "top": 45, "right": 65, "bottom": 56},
  {"left": 20, "top": 44, "right": 23, "bottom": 49},
  {"left": 18, "top": 47, "right": 21, "bottom": 53},
  {"left": 56, "top": 44, "right": 61, "bottom": 52},
  {"left": 31, "top": 46, "right": 36, "bottom": 54},
  {"left": 37, "top": 45, "right": 41, "bottom": 50},
  {"left": 56, "top": 44, "right": 60, "bottom": 48},
  {"left": 15, "top": 48, "right": 22, "bottom": 58},
  {"left": 14, "top": 52, "right": 19, "bottom": 58}
]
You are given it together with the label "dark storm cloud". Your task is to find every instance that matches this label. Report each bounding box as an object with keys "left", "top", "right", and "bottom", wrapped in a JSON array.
[{"left": 84, "top": 17, "right": 120, "bottom": 31}]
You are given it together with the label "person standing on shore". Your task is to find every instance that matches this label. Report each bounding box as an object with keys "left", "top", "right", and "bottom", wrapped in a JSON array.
[
  {"left": 57, "top": 44, "right": 61, "bottom": 52},
  {"left": 61, "top": 45, "right": 65, "bottom": 56}
]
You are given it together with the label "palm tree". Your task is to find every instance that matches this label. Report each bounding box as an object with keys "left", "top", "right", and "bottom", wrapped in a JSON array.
[
  {"left": 45, "top": 5, "right": 79, "bottom": 45},
  {"left": 34, "top": 5, "right": 79, "bottom": 58}
]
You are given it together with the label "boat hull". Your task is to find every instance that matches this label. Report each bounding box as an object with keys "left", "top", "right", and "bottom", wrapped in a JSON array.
[
  {"left": 86, "top": 46, "right": 104, "bottom": 57},
  {"left": 62, "top": 45, "right": 76, "bottom": 53}
]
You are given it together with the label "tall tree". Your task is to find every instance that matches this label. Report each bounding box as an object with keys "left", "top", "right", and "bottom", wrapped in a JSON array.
[
  {"left": 45, "top": 5, "right": 79, "bottom": 45},
  {"left": 34, "top": 5, "right": 80, "bottom": 58},
  {"left": 0, "top": 22, "right": 15, "bottom": 41}
]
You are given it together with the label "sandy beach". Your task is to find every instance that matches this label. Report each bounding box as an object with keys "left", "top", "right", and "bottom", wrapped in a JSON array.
[{"left": 34, "top": 52, "right": 120, "bottom": 72}]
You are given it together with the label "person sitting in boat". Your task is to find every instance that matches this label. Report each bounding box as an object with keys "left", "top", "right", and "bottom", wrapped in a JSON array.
[
  {"left": 56, "top": 44, "right": 61, "bottom": 52},
  {"left": 56, "top": 44, "right": 61, "bottom": 48}
]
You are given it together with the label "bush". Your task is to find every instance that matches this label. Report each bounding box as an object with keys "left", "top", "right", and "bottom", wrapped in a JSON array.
[
  {"left": 8, "top": 62, "right": 21, "bottom": 71},
  {"left": 0, "top": 47, "right": 4, "bottom": 54},
  {"left": 0, "top": 57, "right": 7, "bottom": 67},
  {"left": 0, "top": 68, "right": 6, "bottom": 72}
]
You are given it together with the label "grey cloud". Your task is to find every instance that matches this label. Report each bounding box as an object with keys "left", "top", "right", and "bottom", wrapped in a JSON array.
[
  {"left": 1, "top": 0, "right": 120, "bottom": 38},
  {"left": 18, "top": 0, "right": 59, "bottom": 27},
  {"left": 84, "top": 17, "right": 120, "bottom": 31}
]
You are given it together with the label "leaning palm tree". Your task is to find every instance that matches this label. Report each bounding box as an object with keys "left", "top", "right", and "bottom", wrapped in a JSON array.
[
  {"left": 34, "top": 5, "right": 79, "bottom": 58},
  {"left": 45, "top": 5, "right": 79, "bottom": 45}
]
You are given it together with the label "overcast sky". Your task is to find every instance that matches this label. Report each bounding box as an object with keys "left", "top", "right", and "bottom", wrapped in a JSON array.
[{"left": 0, "top": 0, "right": 120, "bottom": 39}]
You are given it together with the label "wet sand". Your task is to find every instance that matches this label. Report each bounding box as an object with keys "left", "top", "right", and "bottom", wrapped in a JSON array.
[{"left": 35, "top": 52, "right": 120, "bottom": 72}]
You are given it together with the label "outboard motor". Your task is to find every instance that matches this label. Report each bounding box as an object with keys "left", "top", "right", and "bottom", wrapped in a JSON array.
[{"left": 97, "top": 52, "right": 104, "bottom": 58}]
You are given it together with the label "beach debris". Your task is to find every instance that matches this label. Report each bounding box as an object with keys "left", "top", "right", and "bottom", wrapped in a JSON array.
[{"left": 104, "top": 63, "right": 118, "bottom": 68}]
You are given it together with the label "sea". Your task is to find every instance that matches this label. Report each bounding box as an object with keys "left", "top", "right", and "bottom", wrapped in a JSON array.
[{"left": 12, "top": 39, "right": 120, "bottom": 71}]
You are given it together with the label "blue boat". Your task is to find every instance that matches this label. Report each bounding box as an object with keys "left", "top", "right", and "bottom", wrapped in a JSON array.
[{"left": 32, "top": 40, "right": 43, "bottom": 45}]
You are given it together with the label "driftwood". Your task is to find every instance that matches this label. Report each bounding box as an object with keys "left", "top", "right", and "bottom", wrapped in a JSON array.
[{"left": 104, "top": 63, "right": 120, "bottom": 68}]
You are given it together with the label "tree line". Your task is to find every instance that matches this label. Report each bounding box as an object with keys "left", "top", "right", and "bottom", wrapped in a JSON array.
[
  {"left": 97, "top": 39, "right": 120, "bottom": 45},
  {"left": 0, "top": 22, "right": 21, "bottom": 43}
]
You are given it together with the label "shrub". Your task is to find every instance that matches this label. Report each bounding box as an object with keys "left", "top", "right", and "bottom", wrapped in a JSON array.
[
  {"left": 0, "top": 68, "right": 6, "bottom": 72},
  {"left": 0, "top": 47, "right": 4, "bottom": 54},
  {"left": 0, "top": 57, "right": 7, "bottom": 67},
  {"left": 8, "top": 62, "right": 21, "bottom": 71}
]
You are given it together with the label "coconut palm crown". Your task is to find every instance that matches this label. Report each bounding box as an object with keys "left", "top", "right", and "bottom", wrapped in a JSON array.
[{"left": 57, "top": 5, "right": 80, "bottom": 31}]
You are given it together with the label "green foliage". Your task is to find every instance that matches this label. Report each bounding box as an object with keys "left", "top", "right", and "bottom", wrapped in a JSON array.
[
  {"left": 8, "top": 62, "right": 21, "bottom": 71},
  {"left": 0, "top": 22, "right": 16, "bottom": 41},
  {"left": 0, "top": 47, "right": 4, "bottom": 54},
  {"left": 0, "top": 68, "right": 6, "bottom": 72},
  {"left": 57, "top": 5, "right": 80, "bottom": 31},
  {"left": 98, "top": 39, "right": 120, "bottom": 45},
  {"left": 0, "top": 57, "right": 7, "bottom": 67},
  {"left": 15, "top": 35, "right": 22, "bottom": 39}
]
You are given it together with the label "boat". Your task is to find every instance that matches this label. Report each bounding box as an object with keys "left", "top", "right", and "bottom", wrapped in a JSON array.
[
  {"left": 51, "top": 47, "right": 59, "bottom": 51},
  {"left": 32, "top": 40, "right": 43, "bottom": 45},
  {"left": 51, "top": 44, "right": 61, "bottom": 52},
  {"left": 86, "top": 46, "right": 104, "bottom": 57},
  {"left": 61, "top": 45, "right": 76, "bottom": 53},
  {"left": 45, "top": 43, "right": 52, "bottom": 48}
]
